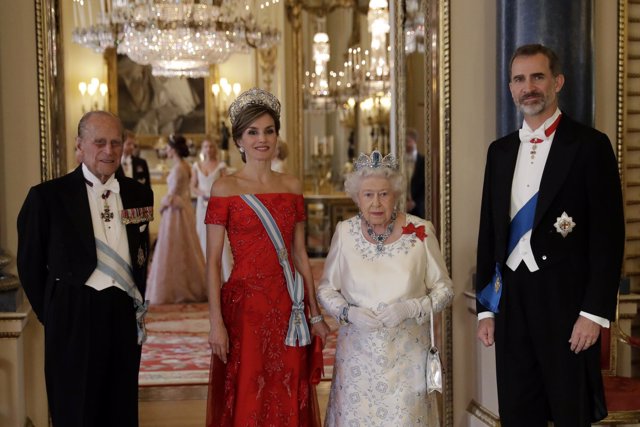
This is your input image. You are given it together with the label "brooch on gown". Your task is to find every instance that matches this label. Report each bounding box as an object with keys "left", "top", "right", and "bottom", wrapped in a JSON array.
[
  {"left": 402, "top": 223, "right": 426, "bottom": 241},
  {"left": 554, "top": 211, "right": 576, "bottom": 238},
  {"left": 121, "top": 206, "right": 154, "bottom": 224}
]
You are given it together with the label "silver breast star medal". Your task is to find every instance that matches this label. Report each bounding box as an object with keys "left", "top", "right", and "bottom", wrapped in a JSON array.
[
  {"left": 554, "top": 211, "right": 576, "bottom": 237},
  {"left": 100, "top": 190, "right": 114, "bottom": 222}
]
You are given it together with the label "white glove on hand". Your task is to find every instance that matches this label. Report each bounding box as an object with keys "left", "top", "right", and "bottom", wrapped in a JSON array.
[
  {"left": 378, "top": 299, "right": 423, "bottom": 328},
  {"left": 348, "top": 306, "right": 383, "bottom": 330}
]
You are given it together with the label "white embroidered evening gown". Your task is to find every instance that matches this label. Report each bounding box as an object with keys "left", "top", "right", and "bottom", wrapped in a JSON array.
[
  {"left": 193, "top": 161, "right": 233, "bottom": 281},
  {"left": 317, "top": 215, "right": 454, "bottom": 427}
]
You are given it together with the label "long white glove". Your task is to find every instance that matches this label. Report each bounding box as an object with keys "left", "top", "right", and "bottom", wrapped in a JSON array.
[
  {"left": 378, "top": 299, "right": 427, "bottom": 328},
  {"left": 348, "top": 306, "right": 383, "bottom": 330}
]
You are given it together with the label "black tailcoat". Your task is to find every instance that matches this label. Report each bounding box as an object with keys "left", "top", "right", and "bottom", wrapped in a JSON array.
[
  {"left": 475, "top": 115, "right": 624, "bottom": 423},
  {"left": 118, "top": 155, "right": 151, "bottom": 189},
  {"left": 408, "top": 153, "right": 426, "bottom": 218},
  {"left": 17, "top": 166, "right": 153, "bottom": 427}
]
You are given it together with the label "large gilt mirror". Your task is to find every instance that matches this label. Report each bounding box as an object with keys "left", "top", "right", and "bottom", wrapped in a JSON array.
[
  {"left": 37, "top": 0, "right": 450, "bottom": 422},
  {"left": 286, "top": 0, "right": 451, "bottom": 424}
]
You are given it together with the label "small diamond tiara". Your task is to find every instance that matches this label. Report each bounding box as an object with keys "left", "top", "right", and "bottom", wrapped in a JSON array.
[
  {"left": 353, "top": 150, "right": 398, "bottom": 171},
  {"left": 228, "top": 88, "right": 281, "bottom": 127}
]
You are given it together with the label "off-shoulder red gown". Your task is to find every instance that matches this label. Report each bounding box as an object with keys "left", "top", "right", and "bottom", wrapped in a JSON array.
[{"left": 205, "top": 193, "right": 321, "bottom": 427}]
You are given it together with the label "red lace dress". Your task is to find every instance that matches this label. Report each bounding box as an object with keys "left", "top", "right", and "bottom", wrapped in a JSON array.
[{"left": 205, "top": 193, "right": 321, "bottom": 427}]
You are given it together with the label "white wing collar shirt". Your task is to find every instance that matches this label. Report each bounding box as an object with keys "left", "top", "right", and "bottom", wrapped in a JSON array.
[
  {"left": 506, "top": 108, "right": 561, "bottom": 272},
  {"left": 82, "top": 163, "right": 132, "bottom": 292}
]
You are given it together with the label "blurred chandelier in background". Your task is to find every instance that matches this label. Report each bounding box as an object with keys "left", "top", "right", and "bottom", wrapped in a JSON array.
[
  {"left": 72, "top": 0, "right": 281, "bottom": 78},
  {"left": 404, "top": 0, "right": 425, "bottom": 54},
  {"left": 304, "top": 17, "right": 345, "bottom": 109},
  {"left": 302, "top": 0, "right": 390, "bottom": 110}
]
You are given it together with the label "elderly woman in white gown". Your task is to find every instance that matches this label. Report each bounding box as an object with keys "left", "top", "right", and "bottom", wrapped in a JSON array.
[{"left": 317, "top": 150, "right": 454, "bottom": 427}]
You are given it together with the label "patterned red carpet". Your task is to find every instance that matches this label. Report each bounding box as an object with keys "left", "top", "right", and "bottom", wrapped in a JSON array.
[
  {"left": 139, "top": 301, "right": 337, "bottom": 386},
  {"left": 139, "top": 303, "right": 211, "bottom": 386}
]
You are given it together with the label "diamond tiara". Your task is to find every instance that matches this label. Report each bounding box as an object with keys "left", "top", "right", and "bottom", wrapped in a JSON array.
[
  {"left": 353, "top": 150, "right": 398, "bottom": 171},
  {"left": 228, "top": 87, "right": 281, "bottom": 127}
]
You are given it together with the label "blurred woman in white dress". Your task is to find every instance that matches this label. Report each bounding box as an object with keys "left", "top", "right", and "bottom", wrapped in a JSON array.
[
  {"left": 317, "top": 150, "right": 454, "bottom": 426},
  {"left": 191, "top": 137, "right": 227, "bottom": 251},
  {"left": 270, "top": 139, "right": 289, "bottom": 173},
  {"left": 191, "top": 137, "right": 232, "bottom": 280}
]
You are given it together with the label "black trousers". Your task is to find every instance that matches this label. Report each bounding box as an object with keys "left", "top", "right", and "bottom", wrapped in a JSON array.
[
  {"left": 494, "top": 264, "right": 604, "bottom": 427},
  {"left": 44, "top": 284, "right": 141, "bottom": 427}
]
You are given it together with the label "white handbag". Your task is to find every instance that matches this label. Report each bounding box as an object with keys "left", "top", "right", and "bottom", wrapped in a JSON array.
[{"left": 426, "top": 299, "right": 443, "bottom": 394}]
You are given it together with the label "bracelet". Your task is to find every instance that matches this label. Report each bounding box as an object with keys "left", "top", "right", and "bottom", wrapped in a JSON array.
[{"left": 309, "top": 315, "right": 324, "bottom": 325}]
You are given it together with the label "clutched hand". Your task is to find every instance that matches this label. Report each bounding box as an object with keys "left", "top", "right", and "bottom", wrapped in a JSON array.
[
  {"left": 348, "top": 306, "right": 383, "bottom": 330},
  {"left": 377, "top": 299, "right": 423, "bottom": 328},
  {"left": 209, "top": 321, "right": 229, "bottom": 363}
]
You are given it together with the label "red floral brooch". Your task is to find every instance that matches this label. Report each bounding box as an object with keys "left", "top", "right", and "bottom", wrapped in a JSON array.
[{"left": 402, "top": 223, "right": 426, "bottom": 241}]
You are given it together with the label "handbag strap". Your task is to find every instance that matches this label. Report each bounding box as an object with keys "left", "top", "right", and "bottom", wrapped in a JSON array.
[
  {"left": 429, "top": 295, "right": 436, "bottom": 350},
  {"left": 240, "top": 194, "right": 311, "bottom": 347}
]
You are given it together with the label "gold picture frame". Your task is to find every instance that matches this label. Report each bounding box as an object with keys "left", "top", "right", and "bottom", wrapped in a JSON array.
[{"left": 105, "top": 48, "right": 215, "bottom": 148}]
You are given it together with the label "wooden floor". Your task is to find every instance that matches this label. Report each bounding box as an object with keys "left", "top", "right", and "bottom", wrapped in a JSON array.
[{"left": 139, "top": 381, "right": 332, "bottom": 426}]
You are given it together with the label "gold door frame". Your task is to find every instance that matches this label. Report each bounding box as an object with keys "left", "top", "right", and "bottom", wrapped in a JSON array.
[{"left": 285, "top": 0, "right": 452, "bottom": 424}]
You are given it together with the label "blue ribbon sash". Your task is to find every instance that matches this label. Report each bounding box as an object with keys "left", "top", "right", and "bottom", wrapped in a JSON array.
[
  {"left": 477, "top": 192, "right": 538, "bottom": 313},
  {"left": 95, "top": 238, "right": 148, "bottom": 344},
  {"left": 507, "top": 193, "right": 538, "bottom": 255},
  {"left": 240, "top": 195, "right": 311, "bottom": 347}
]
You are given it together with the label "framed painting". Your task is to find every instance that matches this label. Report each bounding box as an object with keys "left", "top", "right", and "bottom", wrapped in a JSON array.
[{"left": 106, "top": 49, "right": 213, "bottom": 147}]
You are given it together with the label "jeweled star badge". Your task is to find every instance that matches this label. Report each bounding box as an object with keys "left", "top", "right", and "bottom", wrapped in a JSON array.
[{"left": 554, "top": 211, "right": 576, "bottom": 238}]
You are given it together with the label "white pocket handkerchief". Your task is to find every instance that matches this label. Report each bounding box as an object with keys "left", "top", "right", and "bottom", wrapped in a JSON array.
[{"left": 139, "top": 224, "right": 147, "bottom": 232}]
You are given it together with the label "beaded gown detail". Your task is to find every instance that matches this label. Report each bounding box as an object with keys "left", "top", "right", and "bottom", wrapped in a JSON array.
[
  {"left": 146, "top": 162, "right": 206, "bottom": 304},
  {"left": 205, "top": 193, "right": 321, "bottom": 427}
]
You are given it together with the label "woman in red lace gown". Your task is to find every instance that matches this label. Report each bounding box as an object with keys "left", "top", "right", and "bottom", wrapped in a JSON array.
[{"left": 204, "top": 88, "right": 330, "bottom": 427}]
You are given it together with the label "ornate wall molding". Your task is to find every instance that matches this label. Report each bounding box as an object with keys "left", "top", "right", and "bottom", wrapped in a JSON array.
[
  {"left": 35, "top": 0, "right": 66, "bottom": 181},
  {"left": 259, "top": 46, "right": 279, "bottom": 93}
]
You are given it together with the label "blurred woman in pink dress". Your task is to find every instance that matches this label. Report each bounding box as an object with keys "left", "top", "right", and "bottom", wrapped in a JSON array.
[{"left": 147, "top": 134, "right": 206, "bottom": 304}]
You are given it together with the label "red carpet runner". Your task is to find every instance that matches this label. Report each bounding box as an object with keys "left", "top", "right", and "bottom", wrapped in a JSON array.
[{"left": 139, "top": 303, "right": 337, "bottom": 386}]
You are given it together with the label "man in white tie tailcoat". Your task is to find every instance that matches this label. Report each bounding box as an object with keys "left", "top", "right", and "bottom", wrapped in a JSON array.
[
  {"left": 17, "top": 111, "right": 154, "bottom": 427},
  {"left": 475, "top": 44, "right": 624, "bottom": 427}
]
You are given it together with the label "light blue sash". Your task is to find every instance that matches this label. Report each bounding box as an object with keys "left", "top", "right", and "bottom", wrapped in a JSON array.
[
  {"left": 240, "top": 194, "right": 311, "bottom": 347},
  {"left": 95, "top": 238, "right": 148, "bottom": 344},
  {"left": 477, "top": 193, "right": 538, "bottom": 313}
]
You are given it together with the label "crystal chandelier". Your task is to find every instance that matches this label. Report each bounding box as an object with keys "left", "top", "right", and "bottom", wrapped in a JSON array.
[
  {"left": 303, "top": 17, "right": 345, "bottom": 110},
  {"left": 404, "top": 0, "right": 425, "bottom": 54},
  {"left": 71, "top": 0, "right": 281, "bottom": 78},
  {"left": 366, "top": 0, "right": 390, "bottom": 85},
  {"left": 302, "top": 0, "right": 390, "bottom": 109}
]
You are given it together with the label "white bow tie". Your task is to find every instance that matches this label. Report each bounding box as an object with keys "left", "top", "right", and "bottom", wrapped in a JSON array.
[
  {"left": 519, "top": 128, "right": 547, "bottom": 144},
  {"left": 93, "top": 179, "right": 120, "bottom": 195}
]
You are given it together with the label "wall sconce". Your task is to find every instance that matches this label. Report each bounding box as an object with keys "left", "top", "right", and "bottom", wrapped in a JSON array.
[
  {"left": 211, "top": 78, "right": 241, "bottom": 115},
  {"left": 78, "top": 77, "right": 108, "bottom": 113}
]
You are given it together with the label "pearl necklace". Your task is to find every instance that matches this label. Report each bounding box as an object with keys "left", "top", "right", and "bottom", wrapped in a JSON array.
[{"left": 361, "top": 212, "right": 397, "bottom": 253}]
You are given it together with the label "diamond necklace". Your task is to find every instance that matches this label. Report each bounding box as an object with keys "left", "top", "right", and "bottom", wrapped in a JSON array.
[{"left": 362, "top": 211, "right": 397, "bottom": 253}]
